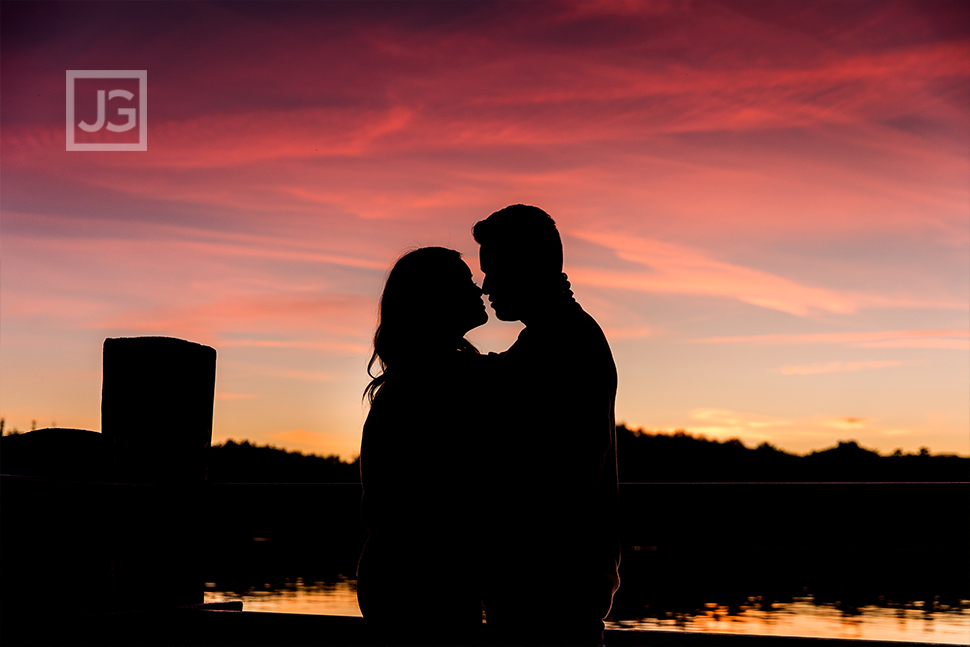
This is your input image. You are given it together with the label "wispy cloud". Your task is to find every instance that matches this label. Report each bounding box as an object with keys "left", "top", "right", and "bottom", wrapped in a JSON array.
[
  {"left": 175, "top": 240, "right": 387, "bottom": 272},
  {"left": 857, "top": 337, "right": 969, "bottom": 350},
  {"left": 673, "top": 408, "right": 928, "bottom": 453},
  {"left": 6, "top": 219, "right": 388, "bottom": 272},
  {"left": 215, "top": 392, "right": 258, "bottom": 401},
  {"left": 263, "top": 368, "right": 341, "bottom": 382},
  {"left": 3, "top": 0, "right": 967, "bottom": 457},
  {"left": 697, "top": 329, "right": 969, "bottom": 349},
  {"left": 687, "top": 408, "right": 793, "bottom": 438},
  {"left": 219, "top": 339, "right": 370, "bottom": 354},
  {"left": 777, "top": 360, "right": 904, "bottom": 375},
  {"left": 569, "top": 230, "right": 957, "bottom": 316},
  {"left": 99, "top": 293, "right": 375, "bottom": 354},
  {"left": 602, "top": 325, "right": 655, "bottom": 340}
]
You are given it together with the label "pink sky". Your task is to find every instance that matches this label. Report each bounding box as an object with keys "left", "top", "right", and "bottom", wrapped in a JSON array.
[{"left": 2, "top": 0, "right": 967, "bottom": 457}]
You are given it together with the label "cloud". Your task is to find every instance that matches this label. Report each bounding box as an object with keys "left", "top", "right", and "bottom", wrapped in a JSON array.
[
  {"left": 602, "top": 325, "right": 655, "bottom": 340},
  {"left": 6, "top": 215, "right": 388, "bottom": 272},
  {"left": 174, "top": 238, "right": 387, "bottom": 272},
  {"left": 6, "top": 3, "right": 967, "bottom": 173},
  {"left": 674, "top": 408, "right": 929, "bottom": 454},
  {"left": 110, "top": 293, "right": 373, "bottom": 333},
  {"left": 777, "top": 360, "right": 904, "bottom": 375},
  {"left": 697, "top": 329, "right": 969, "bottom": 349},
  {"left": 5, "top": 0, "right": 966, "bottom": 251},
  {"left": 822, "top": 417, "right": 867, "bottom": 430},
  {"left": 263, "top": 368, "right": 341, "bottom": 382},
  {"left": 215, "top": 392, "right": 257, "bottom": 400},
  {"left": 3, "top": 1, "right": 967, "bottom": 461},
  {"left": 687, "top": 409, "right": 793, "bottom": 440},
  {"left": 857, "top": 337, "right": 970, "bottom": 350},
  {"left": 10, "top": 40, "right": 966, "bottom": 172},
  {"left": 569, "top": 230, "right": 948, "bottom": 316},
  {"left": 96, "top": 292, "right": 375, "bottom": 356},
  {"left": 219, "top": 339, "right": 370, "bottom": 354}
]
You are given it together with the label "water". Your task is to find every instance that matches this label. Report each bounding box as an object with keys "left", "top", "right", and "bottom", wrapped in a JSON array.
[
  {"left": 607, "top": 598, "right": 970, "bottom": 644},
  {"left": 200, "top": 483, "right": 969, "bottom": 643},
  {"left": 205, "top": 577, "right": 360, "bottom": 616},
  {"left": 204, "top": 578, "right": 970, "bottom": 644}
]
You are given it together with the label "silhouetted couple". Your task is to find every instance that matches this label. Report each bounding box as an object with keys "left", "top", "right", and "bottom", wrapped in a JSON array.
[{"left": 357, "top": 205, "right": 620, "bottom": 646}]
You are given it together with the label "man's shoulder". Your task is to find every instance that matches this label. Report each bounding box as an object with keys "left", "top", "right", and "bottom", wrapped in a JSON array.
[
  {"left": 563, "top": 303, "right": 612, "bottom": 349},
  {"left": 570, "top": 302, "right": 605, "bottom": 331},
  {"left": 511, "top": 302, "right": 614, "bottom": 366}
]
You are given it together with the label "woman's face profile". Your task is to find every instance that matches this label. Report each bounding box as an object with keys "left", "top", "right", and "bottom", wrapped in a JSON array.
[
  {"left": 415, "top": 257, "right": 487, "bottom": 338},
  {"left": 439, "top": 259, "right": 488, "bottom": 335},
  {"left": 386, "top": 249, "right": 487, "bottom": 344}
]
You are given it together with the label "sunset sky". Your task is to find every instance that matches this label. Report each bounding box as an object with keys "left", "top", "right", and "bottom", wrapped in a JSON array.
[{"left": 2, "top": 0, "right": 967, "bottom": 459}]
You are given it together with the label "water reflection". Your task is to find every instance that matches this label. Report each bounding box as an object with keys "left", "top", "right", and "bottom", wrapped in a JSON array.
[
  {"left": 607, "top": 597, "right": 970, "bottom": 644},
  {"left": 197, "top": 482, "right": 968, "bottom": 643},
  {"left": 204, "top": 577, "right": 361, "bottom": 617},
  {"left": 204, "top": 579, "right": 969, "bottom": 644}
]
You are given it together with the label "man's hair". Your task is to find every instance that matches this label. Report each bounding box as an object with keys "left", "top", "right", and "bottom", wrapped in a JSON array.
[{"left": 472, "top": 204, "right": 563, "bottom": 274}]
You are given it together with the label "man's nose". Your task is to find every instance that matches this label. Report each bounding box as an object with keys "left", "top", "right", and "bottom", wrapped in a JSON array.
[{"left": 481, "top": 275, "right": 491, "bottom": 295}]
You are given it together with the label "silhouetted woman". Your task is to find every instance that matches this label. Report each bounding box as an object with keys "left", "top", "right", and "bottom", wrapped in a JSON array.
[{"left": 357, "top": 247, "right": 489, "bottom": 646}]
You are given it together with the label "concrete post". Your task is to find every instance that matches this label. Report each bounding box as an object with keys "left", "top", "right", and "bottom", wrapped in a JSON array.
[
  {"left": 102, "top": 336, "right": 216, "bottom": 483},
  {"left": 101, "top": 336, "right": 217, "bottom": 610}
]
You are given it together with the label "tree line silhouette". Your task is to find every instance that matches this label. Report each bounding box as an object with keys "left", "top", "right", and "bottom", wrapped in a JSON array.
[
  {"left": 6, "top": 425, "right": 963, "bottom": 625},
  {"left": 2, "top": 425, "right": 965, "bottom": 483},
  {"left": 208, "top": 439, "right": 360, "bottom": 483},
  {"left": 616, "top": 426, "right": 968, "bottom": 483},
  {"left": 202, "top": 429, "right": 968, "bottom": 619},
  {"left": 202, "top": 426, "right": 968, "bottom": 484}
]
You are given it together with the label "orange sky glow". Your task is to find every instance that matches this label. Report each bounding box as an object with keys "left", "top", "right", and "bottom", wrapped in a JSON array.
[{"left": 2, "top": 0, "right": 967, "bottom": 458}]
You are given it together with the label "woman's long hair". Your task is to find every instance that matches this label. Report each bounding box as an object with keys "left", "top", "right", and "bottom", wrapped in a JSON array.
[{"left": 364, "top": 247, "right": 479, "bottom": 405}]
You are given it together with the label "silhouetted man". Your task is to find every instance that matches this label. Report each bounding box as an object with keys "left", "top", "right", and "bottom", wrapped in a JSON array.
[{"left": 474, "top": 205, "right": 620, "bottom": 647}]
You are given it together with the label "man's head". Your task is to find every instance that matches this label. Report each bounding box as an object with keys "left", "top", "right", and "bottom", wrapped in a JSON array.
[{"left": 472, "top": 204, "right": 564, "bottom": 322}]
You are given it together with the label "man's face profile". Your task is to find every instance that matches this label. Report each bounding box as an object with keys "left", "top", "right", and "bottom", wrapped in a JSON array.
[{"left": 479, "top": 243, "right": 531, "bottom": 322}]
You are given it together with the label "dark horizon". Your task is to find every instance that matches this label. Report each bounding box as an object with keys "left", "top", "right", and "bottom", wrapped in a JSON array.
[
  {"left": 4, "top": 419, "right": 969, "bottom": 461},
  {"left": 4, "top": 424, "right": 968, "bottom": 485}
]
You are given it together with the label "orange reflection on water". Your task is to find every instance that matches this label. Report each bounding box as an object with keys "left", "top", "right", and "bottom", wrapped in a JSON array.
[
  {"left": 606, "top": 598, "right": 970, "bottom": 645},
  {"left": 204, "top": 577, "right": 361, "bottom": 617},
  {"left": 205, "top": 580, "right": 970, "bottom": 645}
]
